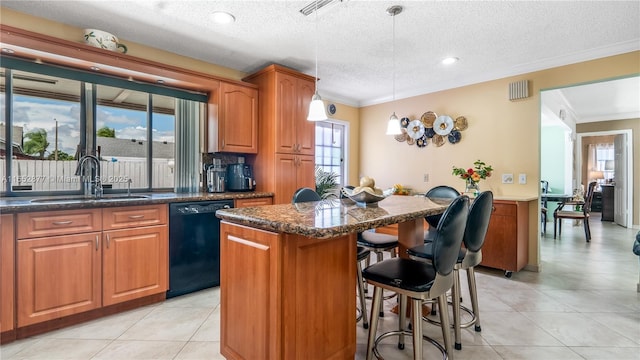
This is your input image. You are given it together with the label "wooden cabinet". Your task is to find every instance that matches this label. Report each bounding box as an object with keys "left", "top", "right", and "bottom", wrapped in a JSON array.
[
  {"left": 1, "top": 214, "right": 15, "bottom": 337},
  {"left": 235, "top": 197, "right": 273, "bottom": 208},
  {"left": 207, "top": 81, "right": 259, "bottom": 154},
  {"left": 481, "top": 199, "right": 530, "bottom": 275},
  {"left": 600, "top": 184, "right": 614, "bottom": 221},
  {"left": 16, "top": 205, "right": 168, "bottom": 326},
  {"left": 16, "top": 209, "right": 103, "bottom": 327},
  {"left": 243, "top": 64, "right": 317, "bottom": 204}
]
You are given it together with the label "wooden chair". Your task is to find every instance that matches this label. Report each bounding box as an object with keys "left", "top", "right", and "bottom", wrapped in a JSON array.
[{"left": 553, "top": 181, "right": 597, "bottom": 242}]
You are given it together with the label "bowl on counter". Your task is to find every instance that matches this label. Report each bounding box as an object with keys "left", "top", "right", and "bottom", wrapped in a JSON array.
[{"left": 341, "top": 187, "right": 391, "bottom": 207}]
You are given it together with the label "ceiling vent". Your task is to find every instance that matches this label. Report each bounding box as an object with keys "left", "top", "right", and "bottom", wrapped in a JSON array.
[
  {"left": 508, "top": 80, "right": 529, "bottom": 101},
  {"left": 299, "top": 0, "right": 344, "bottom": 16}
]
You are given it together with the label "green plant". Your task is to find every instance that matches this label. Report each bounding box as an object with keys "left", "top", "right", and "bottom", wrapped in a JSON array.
[
  {"left": 452, "top": 160, "right": 493, "bottom": 184},
  {"left": 315, "top": 167, "right": 339, "bottom": 199}
]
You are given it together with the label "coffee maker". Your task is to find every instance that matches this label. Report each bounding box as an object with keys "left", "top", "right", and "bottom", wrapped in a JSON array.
[
  {"left": 226, "top": 163, "right": 255, "bottom": 191},
  {"left": 206, "top": 160, "right": 226, "bottom": 193}
]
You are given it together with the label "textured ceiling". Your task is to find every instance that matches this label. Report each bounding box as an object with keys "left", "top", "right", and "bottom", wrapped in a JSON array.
[{"left": 2, "top": 0, "right": 640, "bottom": 118}]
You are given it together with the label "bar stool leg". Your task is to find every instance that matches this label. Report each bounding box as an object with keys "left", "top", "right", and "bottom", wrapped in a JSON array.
[
  {"left": 398, "top": 294, "right": 407, "bottom": 349},
  {"left": 452, "top": 268, "right": 462, "bottom": 350},
  {"left": 376, "top": 251, "right": 385, "bottom": 317},
  {"left": 366, "top": 287, "right": 383, "bottom": 360},
  {"left": 467, "top": 267, "right": 481, "bottom": 331},
  {"left": 357, "top": 260, "right": 369, "bottom": 329},
  {"left": 411, "top": 298, "right": 423, "bottom": 360},
  {"left": 438, "top": 294, "right": 454, "bottom": 360}
]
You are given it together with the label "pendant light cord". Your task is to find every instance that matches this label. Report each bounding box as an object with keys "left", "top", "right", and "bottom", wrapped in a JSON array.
[
  {"left": 392, "top": 9, "right": 395, "bottom": 102},
  {"left": 314, "top": 0, "right": 319, "bottom": 93}
]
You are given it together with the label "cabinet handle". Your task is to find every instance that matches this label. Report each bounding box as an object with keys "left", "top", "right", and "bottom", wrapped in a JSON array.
[
  {"left": 106, "top": 234, "right": 110, "bottom": 249},
  {"left": 128, "top": 215, "right": 145, "bottom": 219},
  {"left": 95, "top": 235, "right": 99, "bottom": 251},
  {"left": 52, "top": 220, "right": 73, "bottom": 225}
]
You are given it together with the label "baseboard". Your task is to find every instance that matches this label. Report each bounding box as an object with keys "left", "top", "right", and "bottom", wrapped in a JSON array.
[{"left": 524, "top": 264, "right": 541, "bottom": 272}]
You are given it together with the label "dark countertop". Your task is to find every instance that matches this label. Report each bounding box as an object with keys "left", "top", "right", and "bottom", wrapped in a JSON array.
[
  {"left": 0, "top": 191, "right": 274, "bottom": 213},
  {"left": 216, "top": 195, "right": 451, "bottom": 239}
]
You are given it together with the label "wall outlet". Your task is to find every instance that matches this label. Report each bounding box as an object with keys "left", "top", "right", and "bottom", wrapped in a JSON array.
[
  {"left": 502, "top": 174, "right": 514, "bottom": 184},
  {"left": 519, "top": 173, "right": 527, "bottom": 184},
  {"left": 423, "top": 173, "right": 429, "bottom": 182}
]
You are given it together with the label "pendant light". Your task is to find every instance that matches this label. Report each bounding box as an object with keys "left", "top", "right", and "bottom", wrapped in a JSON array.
[
  {"left": 385, "top": 5, "right": 402, "bottom": 135},
  {"left": 307, "top": 0, "right": 328, "bottom": 121}
]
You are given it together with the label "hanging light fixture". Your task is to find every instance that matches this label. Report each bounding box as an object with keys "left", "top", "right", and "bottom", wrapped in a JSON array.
[
  {"left": 307, "top": 0, "right": 328, "bottom": 121},
  {"left": 385, "top": 5, "right": 402, "bottom": 135}
]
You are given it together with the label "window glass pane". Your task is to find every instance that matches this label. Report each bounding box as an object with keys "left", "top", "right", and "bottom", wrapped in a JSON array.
[
  {"left": 96, "top": 84, "right": 149, "bottom": 189},
  {"left": 9, "top": 70, "right": 82, "bottom": 192},
  {"left": 151, "top": 94, "right": 175, "bottom": 189},
  {"left": 315, "top": 122, "right": 345, "bottom": 187}
]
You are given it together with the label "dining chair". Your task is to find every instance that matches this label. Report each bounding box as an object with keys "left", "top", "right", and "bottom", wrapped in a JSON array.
[
  {"left": 553, "top": 181, "right": 597, "bottom": 242},
  {"left": 407, "top": 191, "right": 494, "bottom": 350},
  {"left": 362, "top": 195, "right": 469, "bottom": 360},
  {"left": 423, "top": 185, "right": 460, "bottom": 242},
  {"left": 541, "top": 180, "right": 549, "bottom": 234},
  {"left": 291, "top": 187, "right": 321, "bottom": 203}
]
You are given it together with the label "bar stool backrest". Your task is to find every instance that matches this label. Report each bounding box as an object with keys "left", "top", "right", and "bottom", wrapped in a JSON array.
[{"left": 432, "top": 195, "right": 469, "bottom": 277}]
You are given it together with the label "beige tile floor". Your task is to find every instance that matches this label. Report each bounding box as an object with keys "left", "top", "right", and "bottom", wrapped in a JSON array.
[{"left": 1, "top": 218, "right": 639, "bottom": 360}]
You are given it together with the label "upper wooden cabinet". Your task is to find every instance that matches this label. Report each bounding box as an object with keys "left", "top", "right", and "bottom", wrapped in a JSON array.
[
  {"left": 207, "top": 81, "right": 259, "bottom": 154},
  {"left": 243, "top": 65, "right": 317, "bottom": 204}
]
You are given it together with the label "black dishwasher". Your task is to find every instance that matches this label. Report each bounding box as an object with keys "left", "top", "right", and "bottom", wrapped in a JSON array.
[{"left": 167, "top": 200, "right": 234, "bottom": 298}]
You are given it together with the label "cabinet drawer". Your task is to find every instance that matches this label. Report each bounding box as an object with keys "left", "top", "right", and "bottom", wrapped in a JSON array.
[
  {"left": 17, "top": 209, "right": 102, "bottom": 239},
  {"left": 491, "top": 202, "right": 517, "bottom": 217},
  {"left": 235, "top": 197, "right": 273, "bottom": 208},
  {"left": 103, "top": 205, "right": 168, "bottom": 230}
]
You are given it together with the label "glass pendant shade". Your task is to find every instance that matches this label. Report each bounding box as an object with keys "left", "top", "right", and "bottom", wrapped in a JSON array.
[
  {"left": 307, "top": 92, "right": 328, "bottom": 121},
  {"left": 386, "top": 112, "right": 402, "bottom": 135}
]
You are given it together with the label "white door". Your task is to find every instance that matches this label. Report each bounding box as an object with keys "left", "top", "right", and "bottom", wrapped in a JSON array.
[{"left": 613, "top": 133, "right": 628, "bottom": 227}]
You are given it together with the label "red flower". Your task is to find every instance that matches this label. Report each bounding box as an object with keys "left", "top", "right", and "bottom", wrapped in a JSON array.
[{"left": 467, "top": 168, "right": 474, "bottom": 175}]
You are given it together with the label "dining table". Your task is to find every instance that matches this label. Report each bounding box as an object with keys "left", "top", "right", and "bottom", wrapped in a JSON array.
[{"left": 215, "top": 195, "right": 450, "bottom": 360}]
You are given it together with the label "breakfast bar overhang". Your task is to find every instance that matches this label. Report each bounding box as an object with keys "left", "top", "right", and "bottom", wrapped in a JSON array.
[{"left": 216, "top": 195, "right": 449, "bottom": 360}]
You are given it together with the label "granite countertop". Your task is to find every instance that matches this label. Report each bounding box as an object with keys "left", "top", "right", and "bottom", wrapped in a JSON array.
[
  {"left": 0, "top": 191, "right": 274, "bottom": 213},
  {"left": 216, "top": 195, "right": 451, "bottom": 239}
]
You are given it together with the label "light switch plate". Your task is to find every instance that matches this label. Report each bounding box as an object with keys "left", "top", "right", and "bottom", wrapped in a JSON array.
[
  {"left": 502, "top": 174, "right": 514, "bottom": 184},
  {"left": 519, "top": 173, "right": 527, "bottom": 184}
]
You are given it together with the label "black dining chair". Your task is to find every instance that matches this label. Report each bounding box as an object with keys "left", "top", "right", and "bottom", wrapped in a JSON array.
[
  {"left": 541, "top": 180, "right": 549, "bottom": 234},
  {"left": 363, "top": 195, "right": 469, "bottom": 360},
  {"left": 291, "top": 187, "right": 321, "bottom": 203},
  {"left": 424, "top": 185, "right": 460, "bottom": 242},
  {"left": 408, "top": 190, "right": 493, "bottom": 350}
]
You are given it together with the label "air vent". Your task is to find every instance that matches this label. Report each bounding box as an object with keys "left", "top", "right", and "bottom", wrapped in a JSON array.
[
  {"left": 508, "top": 80, "right": 529, "bottom": 101},
  {"left": 300, "top": 0, "right": 343, "bottom": 16}
]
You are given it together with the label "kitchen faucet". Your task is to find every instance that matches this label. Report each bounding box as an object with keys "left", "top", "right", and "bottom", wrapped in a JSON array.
[{"left": 75, "top": 154, "right": 103, "bottom": 199}]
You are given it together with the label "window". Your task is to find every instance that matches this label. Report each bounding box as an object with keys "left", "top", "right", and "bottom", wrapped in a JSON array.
[
  {"left": 315, "top": 121, "right": 346, "bottom": 187},
  {"left": 1, "top": 57, "right": 205, "bottom": 196}
]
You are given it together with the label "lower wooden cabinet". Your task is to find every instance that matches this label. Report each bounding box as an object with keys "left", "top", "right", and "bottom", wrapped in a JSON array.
[
  {"left": 235, "top": 197, "right": 273, "bottom": 208},
  {"left": 17, "top": 232, "right": 102, "bottom": 327},
  {"left": 481, "top": 199, "right": 530, "bottom": 274},
  {"left": 103, "top": 226, "right": 168, "bottom": 306},
  {"left": 1, "top": 214, "right": 15, "bottom": 335},
  {"left": 15, "top": 205, "right": 168, "bottom": 327}
]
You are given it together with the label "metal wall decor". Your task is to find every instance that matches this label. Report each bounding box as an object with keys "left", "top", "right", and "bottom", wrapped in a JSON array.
[{"left": 394, "top": 111, "right": 468, "bottom": 149}]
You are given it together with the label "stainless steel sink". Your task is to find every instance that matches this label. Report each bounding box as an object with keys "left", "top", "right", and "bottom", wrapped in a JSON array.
[{"left": 30, "top": 195, "right": 150, "bottom": 203}]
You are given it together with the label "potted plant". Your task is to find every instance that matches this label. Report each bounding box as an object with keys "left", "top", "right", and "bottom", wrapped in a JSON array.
[{"left": 315, "top": 167, "right": 339, "bottom": 199}]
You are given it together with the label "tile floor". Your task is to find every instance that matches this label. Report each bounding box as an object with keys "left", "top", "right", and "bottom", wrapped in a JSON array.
[{"left": 1, "top": 217, "right": 639, "bottom": 360}]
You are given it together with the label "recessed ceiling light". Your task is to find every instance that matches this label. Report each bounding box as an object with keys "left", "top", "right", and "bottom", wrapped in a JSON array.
[
  {"left": 211, "top": 11, "right": 235, "bottom": 24},
  {"left": 442, "top": 57, "right": 459, "bottom": 65}
]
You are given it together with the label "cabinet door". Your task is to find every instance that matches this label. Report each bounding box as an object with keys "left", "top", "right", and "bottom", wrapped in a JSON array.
[
  {"left": 102, "top": 225, "right": 168, "bottom": 306},
  {"left": 296, "top": 154, "right": 317, "bottom": 191},
  {"left": 274, "top": 153, "right": 299, "bottom": 205},
  {"left": 219, "top": 82, "right": 258, "bottom": 153},
  {"left": 275, "top": 72, "right": 298, "bottom": 153},
  {"left": 296, "top": 79, "right": 316, "bottom": 155},
  {"left": 17, "top": 233, "right": 102, "bottom": 326},
  {"left": 1, "top": 214, "right": 14, "bottom": 333}
]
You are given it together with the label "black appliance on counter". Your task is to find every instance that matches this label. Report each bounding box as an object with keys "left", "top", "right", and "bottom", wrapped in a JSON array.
[
  {"left": 167, "top": 200, "right": 233, "bottom": 298},
  {"left": 226, "top": 163, "right": 255, "bottom": 191}
]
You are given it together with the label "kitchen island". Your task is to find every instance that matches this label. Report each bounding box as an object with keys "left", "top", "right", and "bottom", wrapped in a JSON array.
[{"left": 215, "top": 195, "right": 450, "bottom": 360}]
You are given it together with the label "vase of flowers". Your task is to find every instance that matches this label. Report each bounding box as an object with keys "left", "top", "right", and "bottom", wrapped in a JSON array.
[{"left": 452, "top": 160, "right": 493, "bottom": 196}]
